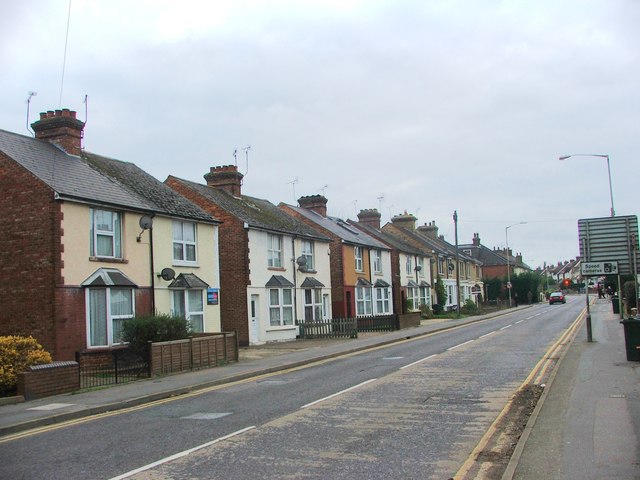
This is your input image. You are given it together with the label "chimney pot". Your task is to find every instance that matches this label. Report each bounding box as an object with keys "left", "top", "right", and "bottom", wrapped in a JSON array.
[
  {"left": 204, "top": 164, "right": 244, "bottom": 196},
  {"left": 357, "top": 208, "right": 381, "bottom": 229},
  {"left": 31, "top": 108, "right": 85, "bottom": 155},
  {"left": 298, "top": 195, "right": 328, "bottom": 217}
]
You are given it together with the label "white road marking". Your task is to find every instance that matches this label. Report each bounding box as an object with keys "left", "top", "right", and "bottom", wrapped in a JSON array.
[
  {"left": 400, "top": 354, "right": 438, "bottom": 370},
  {"left": 447, "top": 339, "right": 474, "bottom": 351},
  {"left": 27, "top": 403, "right": 74, "bottom": 411},
  {"left": 181, "top": 412, "right": 231, "bottom": 420},
  {"left": 479, "top": 331, "right": 497, "bottom": 338},
  {"left": 300, "top": 379, "right": 377, "bottom": 409},
  {"left": 515, "top": 320, "right": 524, "bottom": 324},
  {"left": 382, "top": 356, "right": 404, "bottom": 360},
  {"left": 500, "top": 325, "right": 512, "bottom": 330},
  {"left": 108, "top": 426, "right": 256, "bottom": 480}
]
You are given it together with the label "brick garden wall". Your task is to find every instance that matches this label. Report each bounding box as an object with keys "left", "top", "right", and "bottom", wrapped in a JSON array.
[{"left": 17, "top": 361, "right": 80, "bottom": 400}]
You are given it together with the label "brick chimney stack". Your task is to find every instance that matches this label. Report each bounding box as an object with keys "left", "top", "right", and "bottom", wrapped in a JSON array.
[
  {"left": 298, "top": 195, "right": 328, "bottom": 217},
  {"left": 390, "top": 211, "right": 417, "bottom": 231},
  {"left": 357, "top": 209, "right": 381, "bottom": 229},
  {"left": 204, "top": 165, "right": 244, "bottom": 196},
  {"left": 416, "top": 220, "right": 438, "bottom": 239},
  {"left": 472, "top": 233, "right": 481, "bottom": 246},
  {"left": 31, "top": 109, "right": 85, "bottom": 156}
]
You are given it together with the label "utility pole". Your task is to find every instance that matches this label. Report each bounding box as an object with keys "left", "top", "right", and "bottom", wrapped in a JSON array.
[{"left": 453, "top": 210, "right": 461, "bottom": 318}]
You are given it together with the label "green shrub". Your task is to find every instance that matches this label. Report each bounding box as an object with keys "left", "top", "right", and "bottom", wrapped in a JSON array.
[
  {"left": 0, "top": 336, "right": 52, "bottom": 393},
  {"left": 432, "top": 304, "right": 443, "bottom": 314},
  {"left": 121, "top": 314, "right": 192, "bottom": 355},
  {"left": 420, "top": 304, "right": 434, "bottom": 319},
  {"left": 461, "top": 299, "right": 479, "bottom": 315}
]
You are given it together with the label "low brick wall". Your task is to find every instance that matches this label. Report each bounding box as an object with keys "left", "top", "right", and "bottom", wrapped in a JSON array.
[
  {"left": 399, "top": 312, "right": 421, "bottom": 329},
  {"left": 150, "top": 332, "right": 238, "bottom": 376},
  {"left": 17, "top": 361, "right": 80, "bottom": 401}
]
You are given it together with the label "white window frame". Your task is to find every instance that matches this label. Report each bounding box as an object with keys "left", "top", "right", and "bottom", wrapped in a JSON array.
[
  {"left": 269, "top": 288, "right": 294, "bottom": 326},
  {"left": 90, "top": 208, "right": 122, "bottom": 259},
  {"left": 304, "top": 288, "right": 323, "bottom": 321},
  {"left": 173, "top": 221, "right": 197, "bottom": 264},
  {"left": 268, "top": 234, "right": 283, "bottom": 268},
  {"left": 172, "top": 289, "right": 205, "bottom": 332},
  {"left": 375, "top": 287, "right": 390, "bottom": 314},
  {"left": 301, "top": 240, "right": 314, "bottom": 271},
  {"left": 438, "top": 258, "right": 445, "bottom": 275},
  {"left": 417, "top": 257, "right": 425, "bottom": 278},
  {"left": 420, "top": 286, "right": 430, "bottom": 306},
  {"left": 86, "top": 287, "right": 135, "bottom": 347},
  {"left": 355, "top": 286, "right": 372, "bottom": 316},
  {"left": 373, "top": 250, "right": 382, "bottom": 274},
  {"left": 405, "top": 255, "right": 412, "bottom": 275},
  {"left": 354, "top": 246, "right": 364, "bottom": 272}
]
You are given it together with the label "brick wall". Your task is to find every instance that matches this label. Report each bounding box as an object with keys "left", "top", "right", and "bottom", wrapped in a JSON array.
[
  {"left": 17, "top": 361, "right": 80, "bottom": 400},
  {"left": 165, "top": 178, "right": 251, "bottom": 345},
  {"left": 0, "top": 153, "right": 59, "bottom": 356}
]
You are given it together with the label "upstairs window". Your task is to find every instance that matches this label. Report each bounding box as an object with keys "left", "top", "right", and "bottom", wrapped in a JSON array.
[
  {"left": 406, "top": 256, "right": 412, "bottom": 275},
  {"left": 173, "top": 221, "right": 197, "bottom": 263},
  {"left": 268, "top": 234, "right": 283, "bottom": 268},
  {"left": 417, "top": 257, "right": 425, "bottom": 277},
  {"left": 373, "top": 250, "right": 382, "bottom": 274},
  {"left": 91, "top": 209, "right": 122, "bottom": 258},
  {"left": 301, "top": 240, "right": 314, "bottom": 271},
  {"left": 354, "top": 246, "right": 363, "bottom": 272}
]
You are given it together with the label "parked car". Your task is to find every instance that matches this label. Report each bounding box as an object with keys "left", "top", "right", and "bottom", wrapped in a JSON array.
[{"left": 549, "top": 292, "right": 566, "bottom": 304}]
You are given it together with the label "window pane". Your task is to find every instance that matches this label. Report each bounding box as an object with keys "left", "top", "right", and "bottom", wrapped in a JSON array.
[
  {"left": 183, "top": 223, "right": 195, "bottom": 242},
  {"left": 111, "top": 289, "right": 133, "bottom": 316},
  {"left": 282, "top": 289, "right": 292, "bottom": 305},
  {"left": 270, "top": 308, "right": 280, "bottom": 326},
  {"left": 173, "top": 291, "right": 186, "bottom": 317},
  {"left": 173, "top": 243, "right": 184, "bottom": 260},
  {"left": 283, "top": 307, "right": 293, "bottom": 325},
  {"left": 190, "top": 314, "right": 204, "bottom": 333},
  {"left": 97, "top": 235, "right": 114, "bottom": 257},
  {"left": 173, "top": 222, "right": 183, "bottom": 240},
  {"left": 304, "top": 306, "right": 313, "bottom": 321},
  {"left": 269, "top": 289, "right": 279, "bottom": 306},
  {"left": 89, "top": 289, "right": 107, "bottom": 347},
  {"left": 188, "top": 290, "right": 203, "bottom": 312},
  {"left": 186, "top": 244, "right": 196, "bottom": 261}
]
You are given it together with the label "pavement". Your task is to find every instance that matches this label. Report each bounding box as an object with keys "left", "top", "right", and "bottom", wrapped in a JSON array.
[{"left": 1, "top": 299, "right": 638, "bottom": 479}]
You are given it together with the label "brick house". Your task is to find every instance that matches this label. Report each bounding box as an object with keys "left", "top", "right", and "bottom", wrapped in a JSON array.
[
  {"left": 349, "top": 209, "right": 433, "bottom": 314},
  {"left": 382, "top": 214, "right": 483, "bottom": 309},
  {"left": 166, "top": 166, "right": 332, "bottom": 345},
  {"left": 0, "top": 109, "right": 222, "bottom": 360},
  {"left": 459, "top": 233, "right": 531, "bottom": 279},
  {"left": 280, "top": 196, "right": 393, "bottom": 318}
]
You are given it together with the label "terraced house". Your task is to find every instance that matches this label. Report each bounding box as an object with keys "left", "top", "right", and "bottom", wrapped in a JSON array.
[
  {"left": 0, "top": 109, "right": 222, "bottom": 360},
  {"left": 280, "top": 196, "right": 393, "bottom": 319},
  {"left": 166, "top": 166, "right": 332, "bottom": 346}
]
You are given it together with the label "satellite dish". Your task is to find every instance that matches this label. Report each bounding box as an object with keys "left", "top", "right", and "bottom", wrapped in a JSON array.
[
  {"left": 296, "top": 256, "right": 307, "bottom": 270},
  {"left": 139, "top": 216, "right": 153, "bottom": 230},
  {"left": 160, "top": 268, "right": 175, "bottom": 281},
  {"left": 415, "top": 265, "right": 422, "bottom": 272}
]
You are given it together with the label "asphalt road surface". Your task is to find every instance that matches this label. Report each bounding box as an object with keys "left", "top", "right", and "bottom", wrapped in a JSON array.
[{"left": 0, "top": 297, "right": 583, "bottom": 480}]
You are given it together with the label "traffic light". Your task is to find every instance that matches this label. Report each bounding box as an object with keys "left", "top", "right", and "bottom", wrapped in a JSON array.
[{"left": 562, "top": 278, "right": 570, "bottom": 287}]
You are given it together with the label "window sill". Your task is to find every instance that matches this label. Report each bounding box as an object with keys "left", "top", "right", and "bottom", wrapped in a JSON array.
[
  {"left": 268, "top": 267, "right": 286, "bottom": 272},
  {"left": 173, "top": 261, "right": 199, "bottom": 268},
  {"left": 266, "top": 326, "right": 297, "bottom": 332},
  {"left": 89, "top": 257, "right": 128, "bottom": 264}
]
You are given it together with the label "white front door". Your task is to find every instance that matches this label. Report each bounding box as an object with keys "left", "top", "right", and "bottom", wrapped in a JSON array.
[{"left": 250, "top": 295, "right": 260, "bottom": 344}]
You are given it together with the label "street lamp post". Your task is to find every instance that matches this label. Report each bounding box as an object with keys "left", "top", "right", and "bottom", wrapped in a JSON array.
[
  {"left": 506, "top": 222, "right": 527, "bottom": 307},
  {"left": 559, "top": 154, "right": 615, "bottom": 217}
]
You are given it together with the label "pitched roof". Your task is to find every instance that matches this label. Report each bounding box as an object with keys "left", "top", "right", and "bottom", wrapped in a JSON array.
[
  {"left": 282, "top": 204, "right": 390, "bottom": 250},
  {"left": 0, "top": 129, "right": 217, "bottom": 223},
  {"left": 348, "top": 221, "right": 428, "bottom": 256},
  {"left": 168, "top": 177, "right": 330, "bottom": 241}
]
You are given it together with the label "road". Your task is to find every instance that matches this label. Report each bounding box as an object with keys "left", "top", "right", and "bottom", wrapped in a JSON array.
[{"left": 0, "top": 297, "right": 584, "bottom": 480}]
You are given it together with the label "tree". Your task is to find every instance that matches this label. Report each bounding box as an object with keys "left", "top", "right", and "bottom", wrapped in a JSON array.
[{"left": 434, "top": 275, "right": 447, "bottom": 308}]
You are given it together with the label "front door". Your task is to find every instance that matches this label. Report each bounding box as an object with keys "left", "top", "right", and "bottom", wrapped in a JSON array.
[{"left": 250, "top": 295, "right": 260, "bottom": 344}]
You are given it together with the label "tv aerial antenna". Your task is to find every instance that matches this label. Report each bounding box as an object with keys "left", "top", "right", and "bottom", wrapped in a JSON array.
[
  {"left": 26, "top": 91, "right": 37, "bottom": 135},
  {"left": 287, "top": 177, "right": 299, "bottom": 202},
  {"left": 319, "top": 184, "right": 328, "bottom": 196}
]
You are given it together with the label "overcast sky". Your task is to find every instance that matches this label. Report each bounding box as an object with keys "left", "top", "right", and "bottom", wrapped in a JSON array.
[{"left": 2, "top": 0, "right": 638, "bottom": 269}]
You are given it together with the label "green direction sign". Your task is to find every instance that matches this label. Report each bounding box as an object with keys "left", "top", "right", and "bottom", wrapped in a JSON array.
[{"left": 581, "top": 261, "right": 619, "bottom": 276}]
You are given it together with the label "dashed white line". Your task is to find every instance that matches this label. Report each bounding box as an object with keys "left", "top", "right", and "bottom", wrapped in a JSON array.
[
  {"left": 301, "top": 379, "right": 377, "bottom": 409},
  {"left": 447, "top": 339, "right": 475, "bottom": 351},
  {"left": 500, "top": 325, "right": 512, "bottom": 330},
  {"left": 479, "top": 331, "right": 497, "bottom": 338},
  {"left": 400, "top": 354, "right": 438, "bottom": 370},
  {"left": 109, "top": 426, "right": 256, "bottom": 479},
  {"left": 515, "top": 320, "right": 524, "bottom": 324}
]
